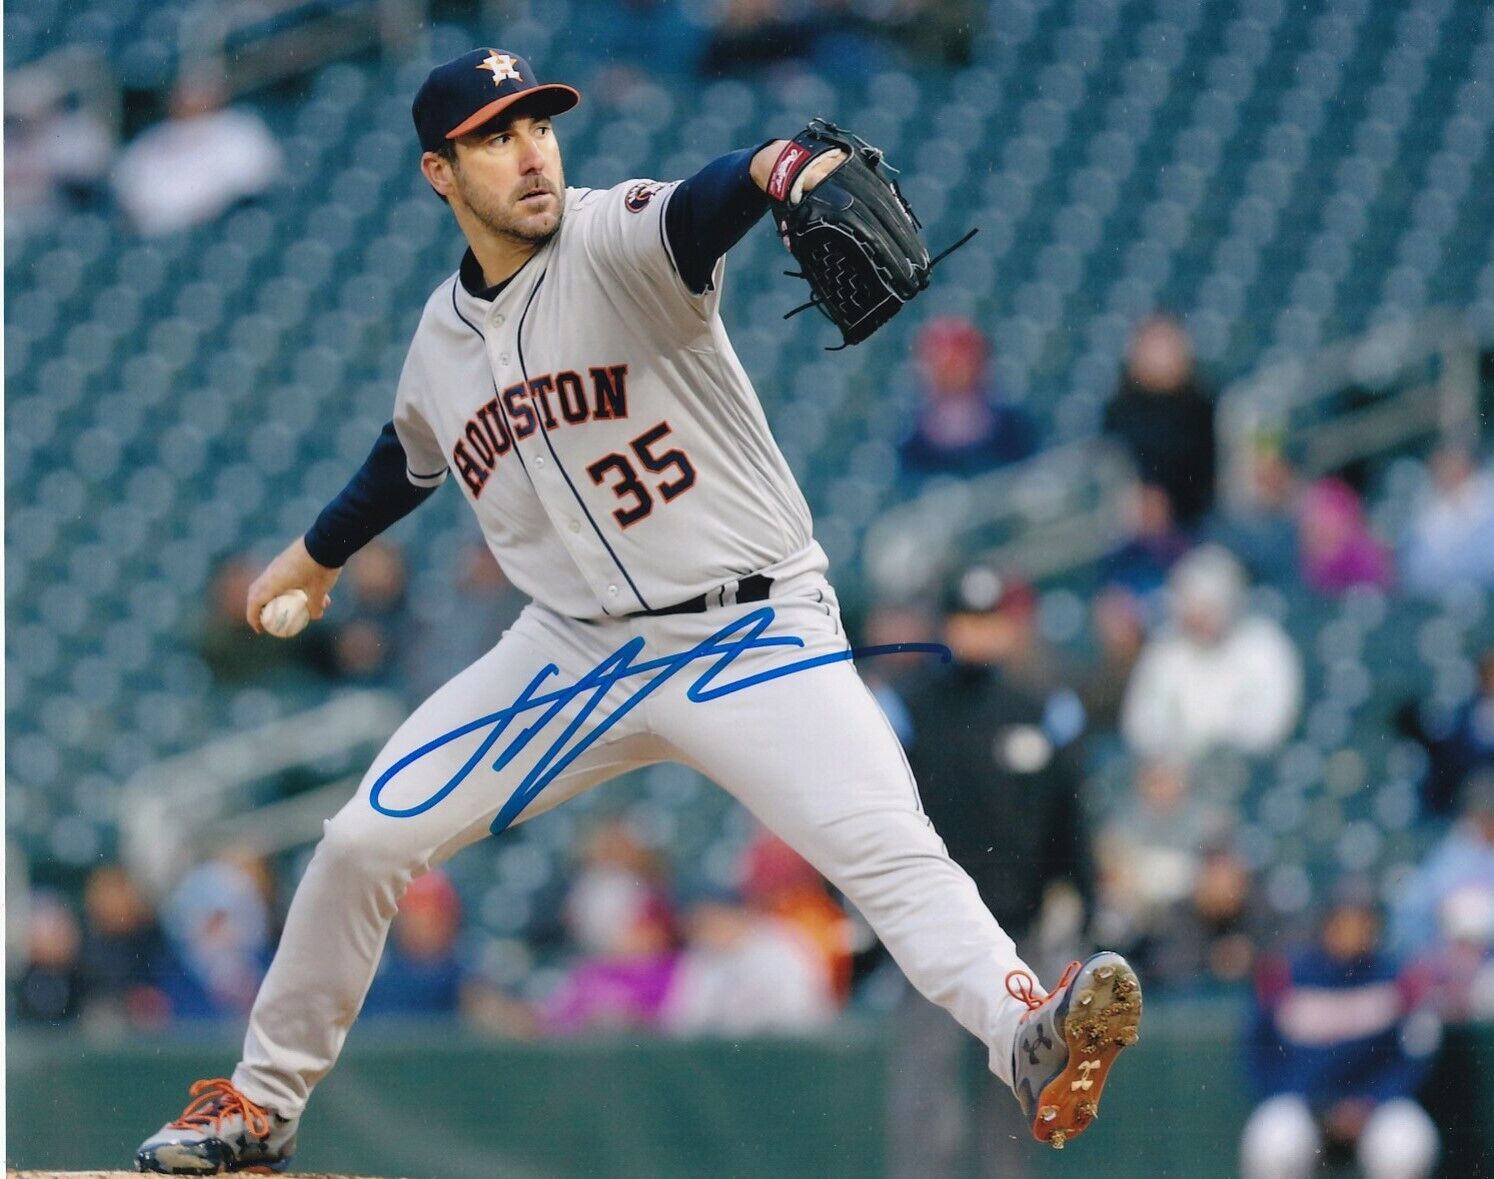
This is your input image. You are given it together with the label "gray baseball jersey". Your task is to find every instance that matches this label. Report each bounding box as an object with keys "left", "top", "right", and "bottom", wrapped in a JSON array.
[
  {"left": 392, "top": 178, "right": 824, "bottom": 619},
  {"left": 158, "top": 48, "right": 1139, "bottom": 1160}
]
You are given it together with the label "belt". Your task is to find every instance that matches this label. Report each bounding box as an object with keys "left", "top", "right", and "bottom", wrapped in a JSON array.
[{"left": 634, "top": 572, "right": 774, "bottom": 617}]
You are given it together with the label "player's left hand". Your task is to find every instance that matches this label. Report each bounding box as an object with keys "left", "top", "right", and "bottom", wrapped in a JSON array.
[
  {"left": 750, "top": 141, "right": 848, "bottom": 200},
  {"left": 759, "top": 119, "right": 976, "bottom": 347},
  {"left": 793, "top": 147, "right": 849, "bottom": 196}
]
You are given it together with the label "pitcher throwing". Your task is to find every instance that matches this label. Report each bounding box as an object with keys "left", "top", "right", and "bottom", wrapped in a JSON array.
[{"left": 135, "top": 49, "right": 1141, "bottom": 1173}]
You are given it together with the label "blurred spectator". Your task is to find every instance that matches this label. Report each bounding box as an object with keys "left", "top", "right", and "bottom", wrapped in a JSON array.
[
  {"left": 11, "top": 893, "right": 86, "bottom": 1024},
  {"left": 1241, "top": 885, "right": 1440, "bottom": 1179},
  {"left": 1099, "top": 482, "right": 1194, "bottom": 605},
  {"left": 330, "top": 541, "right": 412, "bottom": 687},
  {"left": 1163, "top": 842, "right": 1264, "bottom": 988},
  {"left": 921, "top": 564, "right": 1084, "bottom": 747},
  {"left": 883, "top": 0, "right": 982, "bottom": 65},
  {"left": 896, "top": 317, "right": 1037, "bottom": 484},
  {"left": 1391, "top": 772, "right": 1494, "bottom": 1020},
  {"left": 890, "top": 563, "right": 1091, "bottom": 1179},
  {"left": 698, "top": 0, "right": 819, "bottom": 77},
  {"left": 542, "top": 873, "right": 678, "bottom": 1036},
  {"left": 1401, "top": 444, "right": 1494, "bottom": 597},
  {"left": 1122, "top": 545, "right": 1302, "bottom": 760},
  {"left": 540, "top": 820, "right": 678, "bottom": 1035},
  {"left": 903, "top": 565, "right": 1092, "bottom": 937},
  {"left": 697, "top": 0, "right": 969, "bottom": 77},
  {"left": 198, "top": 554, "right": 333, "bottom": 685},
  {"left": 564, "top": 818, "right": 670, "bottom": 940},
  {"left": 738, "top": 831, "right": 852, "bottom": 1002},
  {"left": 5, "top": 69, "right": 115, "bottom": 233},
  {"left": 1095, "top": 759, "right": 1231, "bottom": 969},
  {"left": 362, "top": 871, "right": 469, "bottom": 1018},
  {"left": 159, "top": 855, "right": 273, "bottom": 1020},
  {"left": 1208, "top": 433, "right": 1302, "bottom": 585},
  {"left": 1397, "top": 648, "right": 1494, "bottom": 818},
  {"left": 661, "top": 885, "right": 836, "bottom": 1035},
  {"left": 1077, "top": 586, "right": 1147, "bottom": 733},
  {"left": 1103, "top": 315, "right": 1217, "bottom": 527},
  {"left": 1096, "top": 761, "right": 1262, "bottom": 990},
  {"left": 112, "top": 71, "right": 283, "bottom": 236},
  {"left": 1298, "top": 477, "right": 1392, "bottom": 596},
  {"left": 855, "top": 600, "right": 938, "bottom": 745},
  {"left": 78, "top": 865, "right": 173, "bottom": 1026}
]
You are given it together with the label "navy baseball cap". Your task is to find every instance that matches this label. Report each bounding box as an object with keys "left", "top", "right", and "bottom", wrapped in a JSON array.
[
  {"left": 412, "top": 49, "right": 580, "bottom": 153},
  {"left": 941, "top": 564, "right": 1035, "bottom": 616}
]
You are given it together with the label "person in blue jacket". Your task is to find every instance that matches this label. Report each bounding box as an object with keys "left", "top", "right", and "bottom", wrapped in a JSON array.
[{"left": 1239, "top": 880, "right": 1441, "bottom": 1179}]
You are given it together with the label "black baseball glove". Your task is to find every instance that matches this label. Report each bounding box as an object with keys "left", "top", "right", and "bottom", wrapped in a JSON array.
[{"left": 767, "top": 118, "right": 976, "bottom": 348}]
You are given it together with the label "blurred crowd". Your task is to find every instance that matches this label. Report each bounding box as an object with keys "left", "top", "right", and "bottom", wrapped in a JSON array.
[
  {"left": 4, "top": 0, "right": 975, "bottom": 245},
  {"left": 6, "top": 65, "right": 283, "bottom": 240},
  {"left": 11, "top": 819, "right": 851, "bottom": 1044},
  {"left": 875, "top": 310, "right": 1494, "bottom": 1176},
  {"left": 8, "top": 18, "right": 1494, "bottom": 1177},
  {"left": 13, "top": 310, "right": 1493, "bottom": 1179}
]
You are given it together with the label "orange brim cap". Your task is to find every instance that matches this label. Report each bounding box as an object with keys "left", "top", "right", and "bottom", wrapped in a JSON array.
[{"left": 446, "top": 82, "right": 581, "bottom": 139}]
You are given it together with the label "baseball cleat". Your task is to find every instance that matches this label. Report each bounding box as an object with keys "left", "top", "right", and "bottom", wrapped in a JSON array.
[
  {"left": 1007, "top": 951, "right": 1143, "bottom": 1150},
  {"left": 135, "top": 1078, "right": 297, "bottom": 1174}
]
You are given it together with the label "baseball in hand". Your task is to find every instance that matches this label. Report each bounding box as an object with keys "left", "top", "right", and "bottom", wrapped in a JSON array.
[{"left": 259, "top": 589, "right": 311, "bottom": 638}]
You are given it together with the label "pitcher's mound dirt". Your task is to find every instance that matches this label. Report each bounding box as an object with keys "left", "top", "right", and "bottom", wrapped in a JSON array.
[{"left": 8, "top": 1172, "right": 391, "bottom": 1178}]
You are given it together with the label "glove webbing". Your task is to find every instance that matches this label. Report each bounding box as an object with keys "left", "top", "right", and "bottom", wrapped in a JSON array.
[{"left": 783, "top": 226, "right": 981, "bottom": 350}]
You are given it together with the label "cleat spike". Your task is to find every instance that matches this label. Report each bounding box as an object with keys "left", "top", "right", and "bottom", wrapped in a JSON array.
[
  {"left": 1039, "top": 1106, "right": 1059, "bottom": 1122},
  {"left": 1049, "top": 1130, "right": 1068, "bottom": 1150},
  {"left": 1078, "top": 990, "right": 1095, "bottom": 1006},
  {"left": 1095, "top": 965, "right": 1115, "bottom": 981},
  {"left": 1077, "top": 1100, "right": 1098, "bottom": 1120},
  {"left": 1116, "top": 1026, "right": 1140, "bottom": 1047}
]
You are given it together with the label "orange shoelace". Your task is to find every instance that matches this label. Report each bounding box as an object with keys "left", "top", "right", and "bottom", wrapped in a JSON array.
[
  {"left": 1005, "top": 959, "right": 1081, "bottom": 1012},
  {"left": 169, "top": 1078, "right": 271, "bottom": 1139}
]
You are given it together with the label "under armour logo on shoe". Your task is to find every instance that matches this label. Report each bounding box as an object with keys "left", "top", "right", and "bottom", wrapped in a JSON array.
[
  {"left": 1022, "top": 1025, "right": 1054, "bottom": 1064},
  {"left": 1071, "top": 1059, "right": 1102, "bottom": 1091}
]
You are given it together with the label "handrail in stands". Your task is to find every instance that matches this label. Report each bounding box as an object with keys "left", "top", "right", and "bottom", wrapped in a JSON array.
[
  {"left": 861, "top": 308, "right": 1489, "bottom": 599},
  {"left": 861, "top": 437, "right": 1140, "bottom": 600},
  {"left": 118, "top": 689, "right": 406, "bottom": 897},
  {"left": 1217, "top": 308, "right": 1485, "bottom": 509}
]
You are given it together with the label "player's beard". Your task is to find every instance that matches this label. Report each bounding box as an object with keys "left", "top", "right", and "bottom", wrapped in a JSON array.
[{"left": 457, "top": 169, "right": 565, "bottom": 247}]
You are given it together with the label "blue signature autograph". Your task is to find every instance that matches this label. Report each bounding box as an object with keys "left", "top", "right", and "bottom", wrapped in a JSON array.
[{"left": 368, "top": 605, "right": 950, "bottom": 834}]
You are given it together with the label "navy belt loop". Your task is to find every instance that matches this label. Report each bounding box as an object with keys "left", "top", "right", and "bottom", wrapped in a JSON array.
[{"left": 634, "top": 573, "right": 773, "bottom": 618}]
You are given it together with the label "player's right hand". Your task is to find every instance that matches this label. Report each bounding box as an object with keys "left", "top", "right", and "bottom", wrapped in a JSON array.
[{"left": 245, "top": 536, "right": 342, "bottom": 634}]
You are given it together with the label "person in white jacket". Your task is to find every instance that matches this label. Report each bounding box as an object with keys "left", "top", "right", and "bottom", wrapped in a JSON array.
[{"left": 1122, "top": 545, "right": 1302, "bottom": 760}]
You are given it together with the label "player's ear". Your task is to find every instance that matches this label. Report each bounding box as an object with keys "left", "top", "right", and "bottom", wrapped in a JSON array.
[{"left": 421, "top": 150, "right": 456, "bottom": 203}]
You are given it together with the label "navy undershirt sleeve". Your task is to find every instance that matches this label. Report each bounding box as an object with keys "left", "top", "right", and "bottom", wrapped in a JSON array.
[
  {"left": 303, "top": 421, "right": 438, "bottom": 568},
  {"left": 663, "top": 146, "right": 773, "bottom": 295}
]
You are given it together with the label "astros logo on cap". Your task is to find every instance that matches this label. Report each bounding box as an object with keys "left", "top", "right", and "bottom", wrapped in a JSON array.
[{"left": 479, "top": 51, "right": 523, "bottom": 85}]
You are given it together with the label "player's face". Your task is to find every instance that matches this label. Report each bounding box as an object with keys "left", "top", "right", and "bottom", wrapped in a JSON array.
[{"left": 449, "top": 115, "right": 565, "bottom": 244}]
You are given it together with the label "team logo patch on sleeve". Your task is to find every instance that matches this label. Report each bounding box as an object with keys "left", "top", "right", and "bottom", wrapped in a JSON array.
[{"left": 624, "top": 182, "right": 664, "bottom": 212}]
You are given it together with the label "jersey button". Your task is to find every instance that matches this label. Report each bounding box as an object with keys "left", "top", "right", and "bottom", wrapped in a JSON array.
[
  {"left": 568, "top": 519, "right": 581, "bottom": 533},
  {"left": 607, "top": 585, "right": 619, "bottom": 597},
  {"left": 499, "top": 352, "right": 511, "bottom": 362},
  {"left": 534, "top": 456, "right": 545, "bottom": 468},
  {"left": 493, "top": 313, "right": 505, "bottom": 325}
]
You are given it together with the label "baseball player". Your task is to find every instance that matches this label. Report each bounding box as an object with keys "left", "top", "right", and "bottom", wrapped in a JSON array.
[{"left": 135, "top": 49, "right": 1142, "bottom": 1174}]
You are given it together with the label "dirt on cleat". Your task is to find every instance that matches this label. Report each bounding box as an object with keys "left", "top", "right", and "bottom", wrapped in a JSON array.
[{"left": 1024, "top": 954, "right": 1144, "bottom": 1150}]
